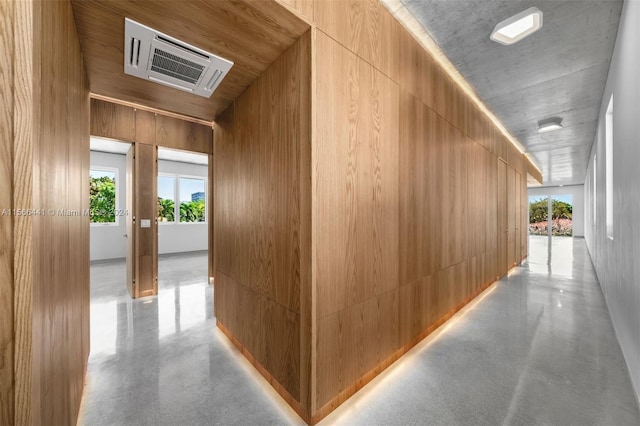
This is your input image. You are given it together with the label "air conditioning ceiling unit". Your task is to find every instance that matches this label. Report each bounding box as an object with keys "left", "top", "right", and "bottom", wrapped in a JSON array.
[{"left": 124, "top": 18, "right": 233, "bottom": 98}]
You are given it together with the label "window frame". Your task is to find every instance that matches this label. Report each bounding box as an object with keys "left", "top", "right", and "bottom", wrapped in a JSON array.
[
  {"left": 177, "top": 175, "right": 208, "bottom": 225},
  {"left": 157, "top": 172, "right": 208, "bottom": 225}
]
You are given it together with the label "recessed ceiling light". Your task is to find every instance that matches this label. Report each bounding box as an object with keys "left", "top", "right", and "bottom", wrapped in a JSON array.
[
  {"left": 538, "top": 117, "right": 563, "bottom": 133},
  {"left": 491, "top": 7, "right": 543, "bottom": 45}
]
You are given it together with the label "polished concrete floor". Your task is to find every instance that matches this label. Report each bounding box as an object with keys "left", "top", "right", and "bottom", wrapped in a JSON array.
[
  {"left": 81, "top": 251, "right": 300, "bottom": 425},
  {"left": 80, "top": 238, "right": 640, "bottom": 425}
]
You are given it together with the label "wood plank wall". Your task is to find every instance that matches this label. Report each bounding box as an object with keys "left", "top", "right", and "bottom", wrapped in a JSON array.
[
  {"left": 0, "top": 0, "right": 92, "bottom": 424},
  {"left": 90, "top": 99, "right": 213, "bottom": 155},
  {"left": 213, "top": 31, "right": 312, "bottom": 420},
  {"left": 31, "top": 0, "right": 91, "bottom": 423},
  {"left": 0, "top": 0, "right": 15, "bottom": 422},
  {"left": 133, "top": 142, "right": 158, "bottom": 297},
  {"left": 276, "top": 0, "right": 538, "bottom": 422},
  {"left": 11, "top": 0, "right": 37, "bottom": 422}
]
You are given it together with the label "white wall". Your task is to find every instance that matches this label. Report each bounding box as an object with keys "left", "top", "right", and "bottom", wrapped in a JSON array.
[
  {"left": 158, "top": 159, "right": 208, "bottom": 255},
  {"left": 90, "top": 151, "right": 127, "bottom": 260},
  {"left": 89, "top": 153, "right": 209, "bottom": 260},
  {"left": 584, "top": 0, "right": 640, "bottom": 406},
  {"left": 528, "top": 185, "right": 585, "bottom": 237}
]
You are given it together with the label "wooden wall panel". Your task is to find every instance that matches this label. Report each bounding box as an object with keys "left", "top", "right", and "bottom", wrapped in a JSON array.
[
  {"left": 528, "top": 159, "right": 543, "bottom": 184},
  {"left": 277, "top": 0, "right": 314, "bottom": 22},
  {"left": 155, "top": 114, "right": 213, "bottom": 154},
  {"left": 314, "top": 0, "right": 400, "bottom": 81},
  {"left": 212, "top": 106, "right": 243, "bottom": 283},
  {"left": 0, "top": 0, "right": 15, "bottom": 422},
  {"left": 314, "top": 29, "right": 400, "bottom": 412},
  {"left": 213, "top": 31, "right": 311, "bottom": 418},
  {"left": 487, "top": 149, "right": 499, "bottom": 256},
  {"left": 310, "top": 6, "right": 534, "bottom": 418},
  {"left": 201, "top": 1, "right": 540, "bottom": 422},
  {"left": 497, "top": 160, "right": 509, "bottom": 278},
  {"left": 134, "top": 143, "right": 157, "bottom": 297},
  {"left": 90, "top": 98, "right": 214, "bottom": 154},
  {"left": 439, "top": 122, "right": 469, "bottom": 270},
  {"left": 90, "top": 99, "right": 135, "bottom": 142},
  {"left": 520, "top": 171, "right": 528, "bottom": 261},
  {"left": 22, "top": 0, "right": 91, "bottom": 424},
  {"left": 515, "top": 170, "right": 522, "bottom": 265},
  {"left": 506, "top": 141, "right": 520, "bottom": 172},
  {"left": 507, "top": 166, "right": 516, "bottom": 267},
  {"left": 134, "top": 109, "right": 155, "bottom": 146},
  {"left": 315, "top": 30, "right": 400, "bottom": 320},
  {"left": 11, "top": 0, "right": 36, "bottom": 422},
  {"left": 399, "top": 93, "right": 439, "bottom": 286},
  {"left": 398, "top": 29, "right": 435, "bottom": 111}
]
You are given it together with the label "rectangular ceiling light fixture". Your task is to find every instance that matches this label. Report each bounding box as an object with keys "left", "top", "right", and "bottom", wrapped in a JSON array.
[
  {"left": 491, "top": 7, "right": 543, "bottom": 45},
  {"left": 538, "top": 117, "right": 563, "bottom": 133}
]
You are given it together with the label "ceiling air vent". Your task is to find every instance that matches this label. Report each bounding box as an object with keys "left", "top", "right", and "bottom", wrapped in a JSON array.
[{"left": 124, "top": 18, "right": 233, "bottom": 98}]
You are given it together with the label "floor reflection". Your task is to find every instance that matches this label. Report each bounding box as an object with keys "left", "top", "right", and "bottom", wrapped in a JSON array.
[
  {"left": 319, "top": 237, "right": 640, "bottom": 426},
  {"left": 81, "top": 251, "right": 301, "bottom": 426},
  {"left": 82, "top": 244, "right": 639, "bottom": 426},
  {"left": 526, "top": 235, "right": 575, "bottom": 277}
]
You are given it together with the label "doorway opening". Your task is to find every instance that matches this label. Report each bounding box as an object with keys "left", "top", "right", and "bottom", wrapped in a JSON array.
[
  {"left": 89, "top": 136, "right": 131, "bottom": 294},
  {"left": 527, "top": 193, "right": 575, "bottom": 276},
  {"left": 156, "top": 147, "right": 211, "bottom": 335},
  {"left": 87, "top": 141, "right": 212, "bottom": 358}
]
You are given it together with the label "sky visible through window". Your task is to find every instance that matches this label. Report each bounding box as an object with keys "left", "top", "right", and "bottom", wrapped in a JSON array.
[
  {"left": 158, "top": 176, "right": 175, "bottom": 200},
  {"left": 552, "top": 194, "right": 571, "bottom": 204},
  {"left": 530, "top": 194, "right": 572, "bottom": 205},
  {"left": 158, "top": 176, "right": 204, "bottom": 201},
  {"left": 179, "top": 178, "right": 204, "bottom": 202},
  {"left": 90, "top": 169, "right": 115, "bottom": 180}
]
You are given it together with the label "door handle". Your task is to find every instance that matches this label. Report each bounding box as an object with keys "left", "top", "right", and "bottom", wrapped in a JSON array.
[{"left": 123, "top": 234, "right": 128, "bottom": 238}]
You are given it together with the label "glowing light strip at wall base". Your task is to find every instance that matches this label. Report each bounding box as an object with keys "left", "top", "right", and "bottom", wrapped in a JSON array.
[
  {"left": 320, "top": 281, "right": 500, "bottom": 425},
  {"left": 380, "top": 0, "right": 543, "bottom": 176}
]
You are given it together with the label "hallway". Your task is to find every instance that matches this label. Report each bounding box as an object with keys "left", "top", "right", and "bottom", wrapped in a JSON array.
[{"left": 79, "top": 239, "right": 640, "bottom": 425}]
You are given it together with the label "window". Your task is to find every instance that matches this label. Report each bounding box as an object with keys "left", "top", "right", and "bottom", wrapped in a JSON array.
[
  {"left": 605, "top": 95, "right": 613, "bottom": 239},
  {"left": 528, "top": 196, "right": 548, "bottom": 236},
  {"left": 158, "top": 175, "right": 176, "bottom": 222},
  {"left": 157, "top": 174, "right": 206, "bottom": 224},
  {"left": 90, "top": 168, "right": 117, "bottom": 224},
  {"left": 551, "top": 195, "right": 573, "bottom": 237},
  {"left": 179, "top": 177, "right": 206, "bottom": 223}
]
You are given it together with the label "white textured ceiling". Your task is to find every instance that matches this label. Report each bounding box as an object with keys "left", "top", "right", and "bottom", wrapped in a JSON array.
[
  {"left": 157, "top": 147, "right": 208, "bottom": 165},
  {"left": 90, "top": 136, "right": 131, "bottom": 154},
  {"left": 400, "top": 0, "right": 623, "bottom": 186},
  {"left": 90, "top": 138, "right": 208, "bottom": 166}
]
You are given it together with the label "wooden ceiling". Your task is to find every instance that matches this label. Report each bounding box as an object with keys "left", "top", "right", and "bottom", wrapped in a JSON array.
[{"left": 70, "top": 0, "right": 309, "bottom": 121}]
